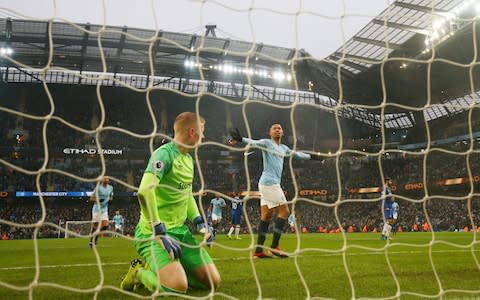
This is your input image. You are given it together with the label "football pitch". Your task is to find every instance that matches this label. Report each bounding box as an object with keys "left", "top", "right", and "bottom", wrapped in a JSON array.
[{"left": 0, "top": 232, "right": 479, "bottom": 300}]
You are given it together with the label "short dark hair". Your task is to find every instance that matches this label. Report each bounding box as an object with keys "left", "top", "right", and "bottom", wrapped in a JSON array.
[{"left": 384, "top": 177, "right": 391, "bottom": 183}]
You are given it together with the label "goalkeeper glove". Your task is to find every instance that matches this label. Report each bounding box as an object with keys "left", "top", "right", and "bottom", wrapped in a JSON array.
[
  {"left": 153, "top": 223, "right": 182, "bottom": 259},
  {"left": 193, "top": 216, "right": 215, "bottom": 246},
  {"left": 229, "top": 128, "right": 243, "bottom": 143}
]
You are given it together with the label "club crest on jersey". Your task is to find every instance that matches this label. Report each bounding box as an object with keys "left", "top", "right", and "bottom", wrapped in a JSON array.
[{"left": 154, "top": 160, "right": 164, "bottom": 171}]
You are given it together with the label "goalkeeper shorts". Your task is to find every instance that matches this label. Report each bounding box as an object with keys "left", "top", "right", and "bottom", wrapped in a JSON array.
[{"left": 134, "top": 224, "right": 213, "bottom": 276}]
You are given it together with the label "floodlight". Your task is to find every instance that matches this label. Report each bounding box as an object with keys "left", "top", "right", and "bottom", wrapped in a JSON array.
[
  {"left": 273, "top": 71, "right": 285, "bottom": 81},
  {"left": 0, "top": 47, "right": 13, "bottom": 55}
]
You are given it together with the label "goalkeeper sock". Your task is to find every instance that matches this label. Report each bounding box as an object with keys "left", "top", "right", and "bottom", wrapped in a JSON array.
[
  {"left": 255, "top": 220, "right": 270, "bottom": 253},
  {"left": 137, "top": 268, "right": 186, "bottom": 293},
  {"left": 271, "top": 218, "right": 286, "bottom": 249}
]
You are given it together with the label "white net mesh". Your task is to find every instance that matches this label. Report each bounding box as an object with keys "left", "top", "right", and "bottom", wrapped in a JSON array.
[
  {"left": 1, "top": 0, "right": 480, "bottom": 299},
  {"left": 64, "top": 221, "right": 95, "bottom": 239},
  {"left": 64, "top": 220, "right": 118, "bottom": 239}
]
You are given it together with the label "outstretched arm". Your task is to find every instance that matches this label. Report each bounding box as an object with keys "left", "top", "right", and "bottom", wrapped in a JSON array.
[
  {"left": 229, "top": 128, "right": 268, "bottom": 147},
  {"left": 286, "top": 148, "right": 322, "bottom": 161},
  {"left": 229, "top": 128, "right": 243, "bottom": 143},
  {"left": 309, "top": 153, "right": 323, "bottom": 161}
]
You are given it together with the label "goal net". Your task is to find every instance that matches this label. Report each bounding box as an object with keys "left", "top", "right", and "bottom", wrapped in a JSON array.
[
  {"left": 64, "top": 220, "right": 120, "bottom": 239},
  {"left": 1, "top": 0, "right": 480, "bottom": 299}
]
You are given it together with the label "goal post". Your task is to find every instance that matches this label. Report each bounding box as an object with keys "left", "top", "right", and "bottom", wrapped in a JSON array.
[{"left": 64, "top": 220, "right": 116, "bottom": 239}]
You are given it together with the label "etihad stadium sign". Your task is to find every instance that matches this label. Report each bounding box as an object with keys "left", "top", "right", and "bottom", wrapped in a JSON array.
[{"left": 63, "top": 148, "right": 123, "bottom": 155}]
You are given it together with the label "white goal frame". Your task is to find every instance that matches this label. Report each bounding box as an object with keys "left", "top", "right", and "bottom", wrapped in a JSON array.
[{"left": 64, "top": 220, "right": 120, "bottom": 238}]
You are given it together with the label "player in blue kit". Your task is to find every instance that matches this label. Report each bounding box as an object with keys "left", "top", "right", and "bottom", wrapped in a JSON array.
[
  {"left": 391, "top": 199, "right": 400, "bottom": 235},
  {"left": 89, "top": 176, "right": 113, "bottom": 248},
  {"left": 209, "top": 194, "right": 226, "bottom": 237},
  {"left": 381, "top": 177, "right": 394, "bottom": 240},
  {"left": 230, "top": 124, "right": 321, "bottom": 258},
  {"left": 113, "top": 210, "right": 124, "bottom": 237},
  {"left": 288, "top": 212, "right": 296, "bottom": 233},
  {"left": 227, "top": 193, "right": 243, "bottom": 240}
]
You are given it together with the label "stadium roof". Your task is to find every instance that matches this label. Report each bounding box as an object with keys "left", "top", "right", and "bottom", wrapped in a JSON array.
[
  {"left": 0, "top": 18, "right": 305, "bottom": 88},
  {"left": 1, "top": 0, "right": 480, "bottom": 130},
  {"left": 315, "top": 0, "right": 480, "bottom": 127},
  {"left": 329, "top": 0, "right": 465, "bottom": 75}
]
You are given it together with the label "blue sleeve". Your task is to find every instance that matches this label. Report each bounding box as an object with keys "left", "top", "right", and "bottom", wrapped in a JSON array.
[
  {"left": 284, "top": 145, "right": 311, "bottom": 160},
  {"left": 242, "top": 137, "right": 269, "bottom": 147},
  {"left": 294, "top": 151, "right": 311, "bottom": 160}
]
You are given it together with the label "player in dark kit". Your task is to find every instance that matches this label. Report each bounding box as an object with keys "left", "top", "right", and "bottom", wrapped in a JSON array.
[
  {"left": 381, "top": 177, "right": 394, "bottom": 240},
  {"left": 227, "top": 193, "right": 243, "bottom": 240}
]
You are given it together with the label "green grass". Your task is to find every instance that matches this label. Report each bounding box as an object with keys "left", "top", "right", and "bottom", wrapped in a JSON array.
[{"left": 1, "top": 232, "right": 480, "bottom": 299}]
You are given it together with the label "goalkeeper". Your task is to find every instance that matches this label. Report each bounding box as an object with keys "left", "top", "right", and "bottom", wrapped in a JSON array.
[
  {"left": 230, "top": 124, "right": 321, "bottom": 258},
  {"left": 120, "top": 112, "right": 221, "bottom": 294}
]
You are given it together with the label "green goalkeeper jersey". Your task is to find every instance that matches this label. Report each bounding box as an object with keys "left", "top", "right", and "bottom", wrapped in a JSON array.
[{"left": 137, "top": 142, "right": 200, "bottom": 235}]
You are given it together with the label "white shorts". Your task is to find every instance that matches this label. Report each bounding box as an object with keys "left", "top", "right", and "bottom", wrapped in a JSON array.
[
  {"left": 393, "top": 213, "right": 398, "bottom": 220},
  {"left": 211, "top": 213, "right": 222, "bottom": 222},
  {"left": 115, "top": 224, "right": 122, "bottom": 230},
  {"left": 92, "top": 211, "right": 109, "bottom": 222},
  {"left": 259, "top": 184, "right": 287, "bottom": 209}
]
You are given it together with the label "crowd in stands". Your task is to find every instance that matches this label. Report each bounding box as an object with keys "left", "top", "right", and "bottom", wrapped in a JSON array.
[
  {"left": 2, "top": 84, "right": 480, "bottom": 239},
  {"left": 2, "top": 193, "right": 480, "bottom": 239}
]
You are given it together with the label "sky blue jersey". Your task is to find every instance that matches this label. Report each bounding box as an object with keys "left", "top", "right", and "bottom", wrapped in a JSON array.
[
  {"left": 210, "top": 197, "right": 226, "bottom": 216},
  {"left": 113, "top": 214, "right": 124, "bottom": 226},
  {"left": 288, "top": 214, "right": 296, "bottom": 224},
  {"left": 392, "top": 202, "right": 399, "bottom": 214},
  {"left": 242, "top": 137, "right": 311, "bottom": 186},
  {"left": 92, "top": 184, "right": 113, "bottom": 213}
]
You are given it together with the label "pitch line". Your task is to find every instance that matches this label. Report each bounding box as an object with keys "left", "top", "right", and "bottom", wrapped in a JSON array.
[{"left": 1, "top": 248, "right": 478, "bottom": 271}]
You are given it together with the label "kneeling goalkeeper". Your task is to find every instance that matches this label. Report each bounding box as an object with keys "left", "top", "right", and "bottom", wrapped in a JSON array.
[{"left": 120, "top": 112, "right": 220, "bottom": 293}]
